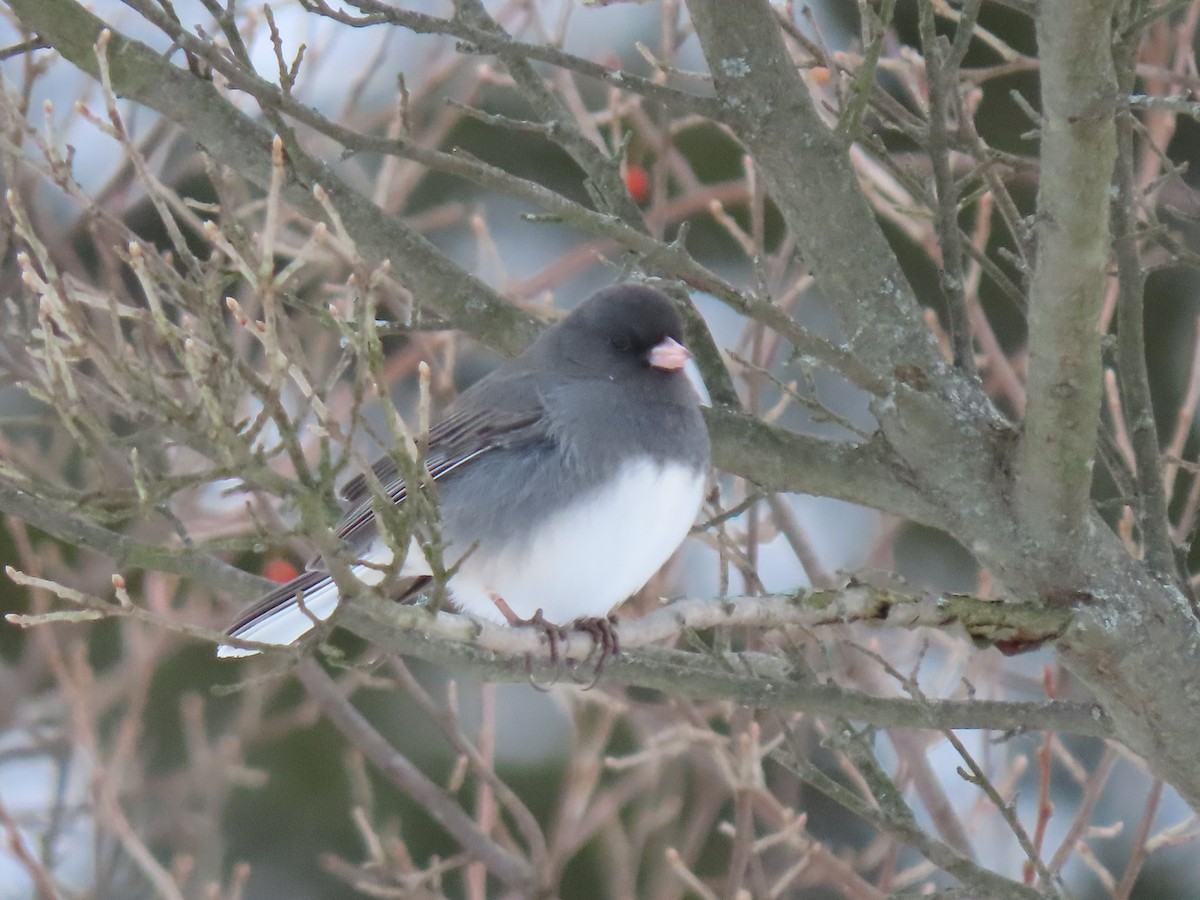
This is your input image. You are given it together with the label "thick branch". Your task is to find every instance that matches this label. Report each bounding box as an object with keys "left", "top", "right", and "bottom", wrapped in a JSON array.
[
  {"left": 8, "top": 563, "right": 1104, "bottom": 738},
  {"left": 334, "top": 593, "right": 1107, "bottom": 738},
  {"left": 1014, "top": 0, "right": 1119, "bottom": 565},
  {"left": 351, "top": 583, "right": 1074, "bottom": 659},
  {"left": 0, "top": 478, "right": 267, "bottom": 596},
  {"left": 684, "top": 0, "right": 945, "bottom": 380},
  {"left": 704, "top": 407, "right": 938, "bottom": 524}
]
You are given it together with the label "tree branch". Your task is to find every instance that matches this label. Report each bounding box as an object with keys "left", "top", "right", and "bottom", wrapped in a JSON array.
[
  {"left": 774, "top": 737, "right": 1049, "bottom": 900},
  {"left": 295, "top": 658, "right": 538, "bottom": 892},
  {"left": 452, "top": 0, "right": 646, "bottom": 226},
  {"left": 917, "top": 0, "right": 980, "bottom": 373},
  {"left": 1014, "top": 0, "right": 1119, "bottom": 567},
  {"left": 1111, "top": 27, "right": 1178, "bottom": 581},
  {"left": 350, "top": 582, "right": 1075, "bottom": 659},
  {"left": 332, "top": 592, "right": 1106, "bottom": 738},
  {"left": 0, "top": 478, "right": 268, "bottom": 597},
  {"left": 296, "top": 0, "right": 724, "bottom": 120},
  {"left": 7, "top": 562, "right": 1106, "bottom": 738},
  {"left": 684, "top": 0, "right": 946, "bottom": 380}
]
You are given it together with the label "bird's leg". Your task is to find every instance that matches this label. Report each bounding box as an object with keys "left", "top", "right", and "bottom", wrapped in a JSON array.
[
  {"left": 490, "top": 596, "right": 567, "bottom": 688},
  {"left": 571, "top": 614, "right": 621, "bottom": 689},
  {"left": 523, "top": 608, "right": 568, "bottom": 666}
]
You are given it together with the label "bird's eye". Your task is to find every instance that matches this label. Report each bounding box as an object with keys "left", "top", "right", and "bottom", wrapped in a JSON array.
[{"left": 611, "top": 335, "right": 632, "bottom": 352}]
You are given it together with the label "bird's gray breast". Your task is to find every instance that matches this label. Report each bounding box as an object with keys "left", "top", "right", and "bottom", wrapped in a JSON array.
[{"left": 436, "top": 379, "right": 707, "bottom": 554}]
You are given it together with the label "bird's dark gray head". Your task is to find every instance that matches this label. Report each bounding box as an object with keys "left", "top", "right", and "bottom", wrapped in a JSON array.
[{"left": 550, "top": 284, "right": 689, "bottom": 379}]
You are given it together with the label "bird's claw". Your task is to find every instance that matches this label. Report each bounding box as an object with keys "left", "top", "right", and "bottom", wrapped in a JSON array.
[{"left": 494, "top": 599, "right": 621, "bottom": 690}]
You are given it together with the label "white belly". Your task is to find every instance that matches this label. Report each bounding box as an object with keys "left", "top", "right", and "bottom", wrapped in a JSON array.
[
  {"left": 447, "top": 458, "right": 706, "bottom": 624},
  {"left": 218, "top": 459, "right": 706, "bottom": 657}
]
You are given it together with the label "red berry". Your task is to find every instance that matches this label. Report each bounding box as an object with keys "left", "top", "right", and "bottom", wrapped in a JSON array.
[
  {"left": 625, "top": 165, "right": 650, "bottom": 204},
  {"left": 262, "top": 558, "right": 299, "bottom": 584}
]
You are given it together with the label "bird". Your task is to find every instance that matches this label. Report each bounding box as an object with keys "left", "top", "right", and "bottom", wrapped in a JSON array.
[{"left": 218, "top": 283, "right": 711, "bottom": 661}]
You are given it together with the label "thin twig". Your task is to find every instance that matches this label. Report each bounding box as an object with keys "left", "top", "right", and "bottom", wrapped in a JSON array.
[{"left": 295, "top": 658, "right": 538, "bottom": 892}]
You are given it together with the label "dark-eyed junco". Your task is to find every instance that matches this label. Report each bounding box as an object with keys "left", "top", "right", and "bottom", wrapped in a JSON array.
[{"left": 218, "top": 284, "right": 710, "bottom": 658}]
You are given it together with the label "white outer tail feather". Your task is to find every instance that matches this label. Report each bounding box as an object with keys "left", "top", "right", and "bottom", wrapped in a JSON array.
[
  {"left": 216, "top": 540, "right": 416, "bottom": 658},
  {"left": 216, "top": 576, "right": 340, "bottom": 658}
]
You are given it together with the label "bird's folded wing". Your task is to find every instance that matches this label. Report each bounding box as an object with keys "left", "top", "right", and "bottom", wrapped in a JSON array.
[
  {"left": 223, "top": 391, "right": 550, "bottom": 650},
  {"left": 328, "top": 369, "right": 554, "bottom": 554}
]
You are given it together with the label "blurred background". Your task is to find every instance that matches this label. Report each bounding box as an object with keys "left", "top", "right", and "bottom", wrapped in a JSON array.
[{"left": 1, "top": 1, "right": 1199, "bottom": 897}]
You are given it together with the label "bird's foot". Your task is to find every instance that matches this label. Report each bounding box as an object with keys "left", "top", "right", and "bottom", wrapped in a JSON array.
[
  {"left": 491, "top": 597, "right": 568, "bottom": 690},
  {"left": 570, "top": 614, "right": 621, "bottom": 690},
  {"left": 489, "top": 597, "right": 620, "bottom": 689},
  {"left": 523, "top": 607, "right": 569, "bottom": 667}
]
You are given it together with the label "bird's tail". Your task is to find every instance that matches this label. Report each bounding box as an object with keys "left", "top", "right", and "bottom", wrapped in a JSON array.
[{"left": 217, "top": 569, "right": 339, "bottom": 658}]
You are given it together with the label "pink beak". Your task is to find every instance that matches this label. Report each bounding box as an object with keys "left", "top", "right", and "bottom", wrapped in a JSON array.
[{"left": 648, "top": 336, "right": 690, "bottom": 371}]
